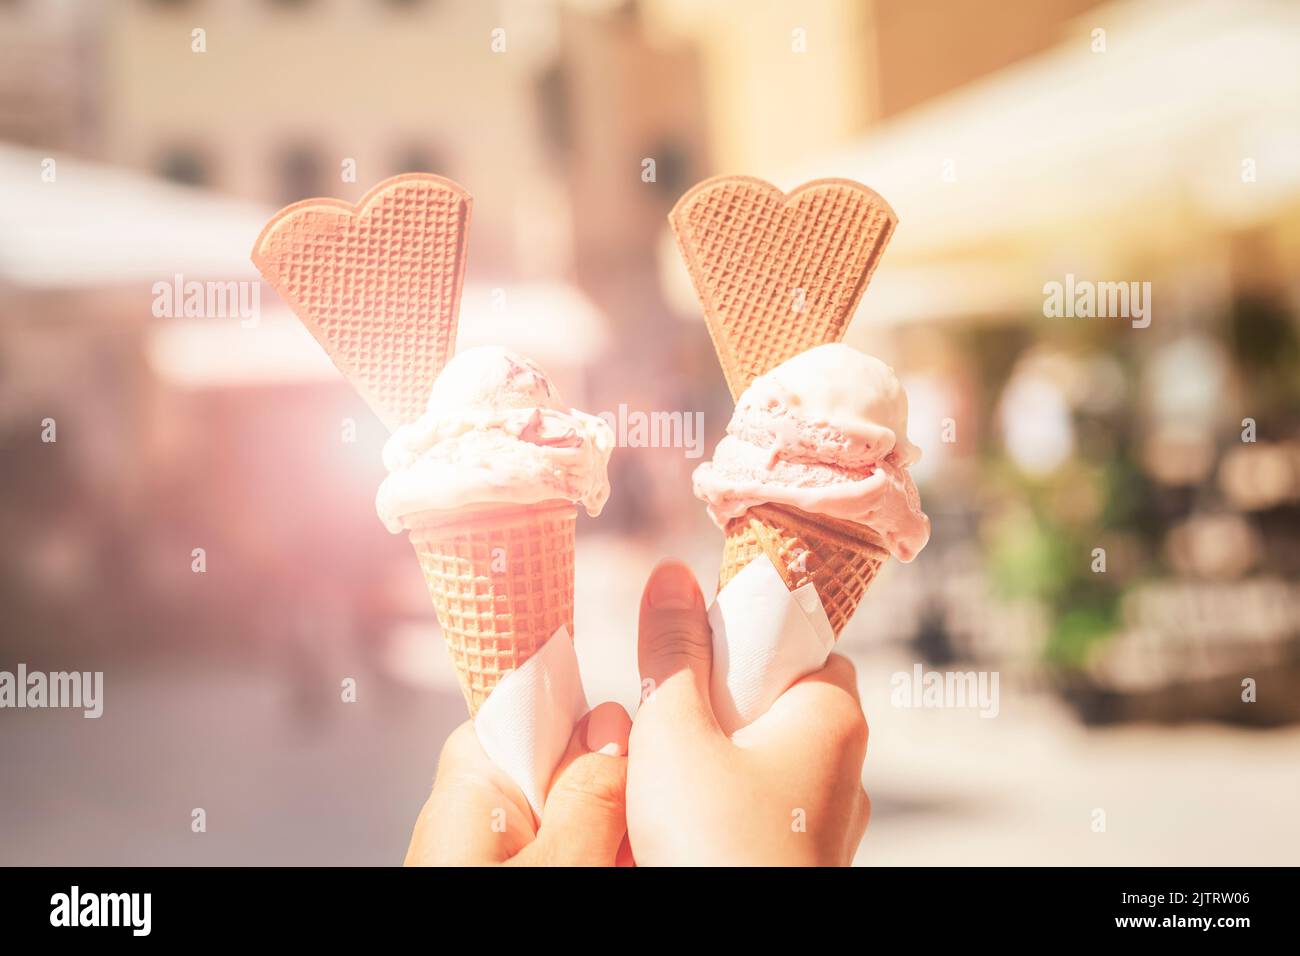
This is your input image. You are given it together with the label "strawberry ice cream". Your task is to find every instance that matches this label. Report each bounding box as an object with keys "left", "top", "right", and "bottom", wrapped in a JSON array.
[
  {"left": 376, "top": 346, "right": 614, "bottom": 533},
  {"left": 692, "top": 343, "right": 930, "bottom": 561}
]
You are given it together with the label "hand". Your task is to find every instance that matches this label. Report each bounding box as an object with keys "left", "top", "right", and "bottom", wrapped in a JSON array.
[
  {"left": 626, "top": 560, "right": 871, "bottom": 866},
  {"left": 405, "top": 701, "right": 633, "bottom": 866}
]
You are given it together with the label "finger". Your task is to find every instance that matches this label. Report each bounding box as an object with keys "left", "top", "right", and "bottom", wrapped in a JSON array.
[
  {"left": 736, "top": 653, "right": 869, "bottom": 767},
  {"left": 787, "top": 652, "right": 863, "bottom": 707},
  {"left": 405, "top": 721, "right": 535, "bottom": 866},
  {"left": 737, "top": 656, "right": 871, "bottom": 865},
  {"left": 514, "top": 702, "right": 631, "bottom": 866},
  {"left": 615, "top": 832, "right": 636, "bottom": 867},
  {"left": 636, "top": 560, "right": 717, "bottom": 733},
  {"left": 829, "top": 784, "right": 873, "bottom": 867}
]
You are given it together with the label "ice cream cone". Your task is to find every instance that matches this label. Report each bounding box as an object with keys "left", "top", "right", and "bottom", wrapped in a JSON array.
[
  {"left": 252, "top": 176, "right": 583, "bottom": 715},
  {"left": 672, "top": 175, "right": 900, "bottom": 633},
  {"left": 720, "top": 503, "right": 890, "bottom": 638},
  {"left": 406, "top": 501, "right": 576, "bottom": 715}
]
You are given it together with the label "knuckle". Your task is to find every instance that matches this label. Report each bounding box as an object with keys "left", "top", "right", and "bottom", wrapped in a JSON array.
[
  {"left": 823, "top": 653, "right": 859, "bottom": 692},
  {"left": 649, "top": 623, "right": 712, "bottom": 665},
  {"left": 436, "top": 721, "right": 479, "bottom": 774},
  {"left": 556, "top": 755, "right": 626, "bottom": 814},
  {"left": 826, "top": 702, "right": 869, "bottom": 757}
]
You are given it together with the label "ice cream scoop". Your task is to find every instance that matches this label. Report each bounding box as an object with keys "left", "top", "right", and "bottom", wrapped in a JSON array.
[
  {"left": 693, "top": 343, "right": 930, "bottom": 562},
  {"left": 376, "top": 346, "right": 614, "bottom": 532}
]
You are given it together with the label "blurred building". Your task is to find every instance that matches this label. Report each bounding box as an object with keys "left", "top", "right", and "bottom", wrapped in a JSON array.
[
  {"left": 0, "top": 0, "right": 97, "bottom": 152},
  {"left": 95, "top": 0, "right": 571, "bottom": 279}
]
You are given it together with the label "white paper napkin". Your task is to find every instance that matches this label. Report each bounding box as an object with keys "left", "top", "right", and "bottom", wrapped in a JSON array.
[
  {"left": 707, "top": 554, "right": 837, "bottom": 734},
  {"left": 473, "top": 625, "right": 588, "bottom": 816},
  {"left": 473, "top": 556, "right": 833, "bottom": 811}
]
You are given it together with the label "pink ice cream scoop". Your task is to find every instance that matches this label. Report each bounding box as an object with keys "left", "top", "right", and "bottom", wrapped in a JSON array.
[
  {"left": 693, "top": 343, "right": 931, "bottom": 562},
  {"left": 376, "top": 346, "right": 614, "bottom": 533}
]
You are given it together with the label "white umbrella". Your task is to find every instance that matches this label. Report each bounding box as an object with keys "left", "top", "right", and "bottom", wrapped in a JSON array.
[{"left": 0, "top": 143, "right": 270, "bottom": 288}]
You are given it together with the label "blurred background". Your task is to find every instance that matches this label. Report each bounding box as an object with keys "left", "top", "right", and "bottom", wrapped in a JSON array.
[{"left": 2, "top": 0, "right": 1298, "bottom": 865}]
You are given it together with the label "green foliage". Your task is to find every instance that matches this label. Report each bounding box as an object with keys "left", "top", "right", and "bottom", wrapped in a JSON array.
[
  {"left": 987, "top": 506, "right": 1071, "bottom": 600},
  {"left": 1048, "top": 605, "right": 1119, "bottom": 668}
]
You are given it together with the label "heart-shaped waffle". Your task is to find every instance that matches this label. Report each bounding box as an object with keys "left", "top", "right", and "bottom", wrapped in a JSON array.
[
  {"left": 669, "top": 175, "right": 896, "bottom": 400},
  {"left": 251, "top": 173, "right": 472, "bottom": 431}
]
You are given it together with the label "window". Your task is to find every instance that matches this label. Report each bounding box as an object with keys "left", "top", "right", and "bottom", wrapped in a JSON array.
[
  {"left": 390, "top": 143, "right": 446, "bottom": 177},
  {"left": 156, "top": 147, "right": 209, "bottom": 188},
  {"left": 645, "top": 139, "right": 689, "bottom": 197},
  {"left": 276, "top": 144, "right": 324, "bottom": 204},
  {"left": 536, "top": 63, "right": 571, "bottom": 157}
]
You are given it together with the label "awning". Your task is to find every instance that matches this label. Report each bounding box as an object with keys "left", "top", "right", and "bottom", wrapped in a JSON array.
[
  {"left": 0, "top": 144, "right": 610, "bottom": 383},
  {"left": 0, "top": 144, "right": 270, "bottom": 288},
  {"left": 660, "top": 0, "right": 1300, "bottom": 326}
]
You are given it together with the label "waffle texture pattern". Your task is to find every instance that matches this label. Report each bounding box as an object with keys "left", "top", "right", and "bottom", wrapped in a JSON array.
[
  {"left": 251, "top": 174, "right": 471, "bottom": 430},
  {"left": 408, "top": 502, "right": 577, "bottom": 714},
  {"left": 670, "top": 175, "right": 896, "bottom": 400},
  {"left": 721, "top": 503, "right": 890, "bottom": 638}
]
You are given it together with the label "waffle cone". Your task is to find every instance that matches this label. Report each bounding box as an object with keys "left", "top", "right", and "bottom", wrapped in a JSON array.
[
  {"left": 406, "top": 501, "right": 576, "bottom": 716},
  {"left": 251, "top": 174, "right": 471, "bottom": 430},
  {"left": 669, "top": 175, "right": 896, "bottom": 400},
  {"left": 720, "top": 504, "right": 890, "bottom": 638}
]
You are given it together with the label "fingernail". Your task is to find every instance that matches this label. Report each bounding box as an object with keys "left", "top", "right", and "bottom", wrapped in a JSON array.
[
  {"left": 646, "top": 561, "right": 699, "bottom": 610},
  {"left": 586, "top": 702, "right": 630, "bottom": 757}
]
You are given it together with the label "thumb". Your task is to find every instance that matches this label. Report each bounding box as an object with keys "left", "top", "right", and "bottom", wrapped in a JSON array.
[
  {"left": 513, "top": 702, "right": 631, "bottom": 866},
  {"left": 636, "top": 559, "right": 716, "bottom": 732}
]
